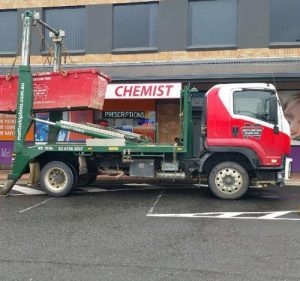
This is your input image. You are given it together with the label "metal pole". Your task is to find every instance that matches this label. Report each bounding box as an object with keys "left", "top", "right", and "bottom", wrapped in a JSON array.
[
  {"left": 36, "top": 19, "right": 60, "bottom": 36},
  {"left": 0, "top": 10, "right": 37, "bottom": 196},
  {"left": 53, "top": 35, "right": 63, "bottom": 72},
  {"left": 36, "top": 19, "right": 65, "bottom": 72},
  {"left": 21, "top": 13, "right": 33, "bottom": 66}
]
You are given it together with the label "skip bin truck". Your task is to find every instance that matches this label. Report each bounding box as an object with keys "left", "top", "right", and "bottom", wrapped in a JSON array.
[{"left": 0, "top": 11, "right": 292, "bottom": 199}]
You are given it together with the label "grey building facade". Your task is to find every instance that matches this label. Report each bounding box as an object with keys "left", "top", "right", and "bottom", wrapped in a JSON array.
[{"left": 0, "top": 0, "right": 300, "bottom": 171}]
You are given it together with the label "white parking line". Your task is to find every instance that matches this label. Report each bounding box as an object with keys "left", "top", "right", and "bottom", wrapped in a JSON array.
[
  {"left": 147, "top": 211, "right": 300, "bottom": 221},
  {"left": 2, "top": 184, "right": 166, "bottom": 196},
  {"left": 216, "top": 212, "right": 244, "bottom": 218},
  {"left": 147, "top": 190, "right": 164, "bottom": 215},
  {"left": 77, "top": 187, "right": 109, "bottom": 193},
  {"left": 12, "top": 185, "right": 45, "bottom": 195},
  {"left": 258, "top": 211, "right": 293, "bottom": 219},
  {"left": 19, "top": 198, "right": 55, "bottom": 213}
]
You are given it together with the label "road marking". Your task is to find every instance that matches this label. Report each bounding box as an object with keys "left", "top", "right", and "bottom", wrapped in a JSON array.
[
  {"left": 2, "top": 185, "right": 167, "bottom": 196},
  {"left": 147, "top": 190, "right": 164, "bottom": 215},
  {"left": 78, "top": 187, "right": 108, "bottom": 193},
  {"left": 19, "top": 198, "right": 55, "bottom": 213},
  {"left": 124, "top": 183, "right": 151, "bottom": 186},
  {"left": 258, "top": 211, "right": 292, "bottom": 219},
  {"left": 12, "top": 185, "right": 45, "bottom": 195},
  {"left": 147, "top": 211, "right": 300, "bottom": 221},
  {"left": 217, "top": 212, "right": 244, "bottom": 218},
  {"left": 78, "top": 186, "right": 165, "bottom": 193}
]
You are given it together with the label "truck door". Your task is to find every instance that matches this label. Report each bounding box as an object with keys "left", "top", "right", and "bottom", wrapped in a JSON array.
[{"left": 230, "top": 89, "right": 287, "bottom": 166}]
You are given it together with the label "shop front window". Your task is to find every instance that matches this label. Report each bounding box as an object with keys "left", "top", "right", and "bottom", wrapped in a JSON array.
[
  {"left": 278, "top": 90, "right": 300, "bottom": 144},
  {"left": 102, "top": 110, "right": 157, "bottom": 142}
]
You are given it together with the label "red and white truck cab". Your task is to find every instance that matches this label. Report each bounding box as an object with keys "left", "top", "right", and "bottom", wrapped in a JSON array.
[{"left": 201, "top": 83, "right": 292, "bottom": 199}]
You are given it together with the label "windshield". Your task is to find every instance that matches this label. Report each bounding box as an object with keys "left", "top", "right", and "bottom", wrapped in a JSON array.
[{"left": 233, "top": 90, "right": 275, "bottom": 123}]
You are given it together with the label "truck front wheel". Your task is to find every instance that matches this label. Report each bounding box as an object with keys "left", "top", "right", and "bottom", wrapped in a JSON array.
[
  {"left": 40, "top": 161, "right": 74, "bottom": 197},
  {"left": 208, "top": 161, "right": 249, "bottom": 199}
]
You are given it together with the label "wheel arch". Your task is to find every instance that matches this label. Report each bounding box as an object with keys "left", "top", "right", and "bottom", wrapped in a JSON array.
[
  {"left": 36, "top": 152, "right": 79, "bottom": 170},
  {"left": 200, "top": 147, "right": 258, "bottom": 175}
]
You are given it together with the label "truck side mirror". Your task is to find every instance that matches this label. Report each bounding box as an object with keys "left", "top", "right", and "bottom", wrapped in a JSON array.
[{"left": 269, "top": 95, "right": 278, "bottom": 125}]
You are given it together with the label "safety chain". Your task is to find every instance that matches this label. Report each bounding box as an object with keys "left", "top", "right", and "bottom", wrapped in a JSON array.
[
  {"left": 6, "top": 41, "right": 22, "bottom": 80},
  {"left": 6, "top": 23, "right": 74, "bottom": 78},
  {"left": 62, "top": 41, "right": 74, "bottom": 66},
  {"left": 34, "top": 24, "right": 55, "bottom": 71}
]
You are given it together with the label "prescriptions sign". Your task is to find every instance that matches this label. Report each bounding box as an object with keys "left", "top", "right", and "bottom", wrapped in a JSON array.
[{"left": 106, "top": 83, "right": 182, "bottom": 99}]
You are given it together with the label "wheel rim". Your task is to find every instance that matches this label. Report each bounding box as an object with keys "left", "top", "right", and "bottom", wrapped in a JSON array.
[
  {"left": 45, "top": 167, "right": 68, "bottom": 192},
  {"left": 215, "top": 167, "right": 243, "bottom": 194}
]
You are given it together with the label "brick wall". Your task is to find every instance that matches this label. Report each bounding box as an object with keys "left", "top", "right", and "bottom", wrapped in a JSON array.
[
  {"left": 0, "top": 0, "right": 153, "bottom": 9},
  {"left": 1, "top": 49, "right": 300, "bottom": 66},
  {"left": 1, "top": 0, "right": 300, "bottom": 65}
]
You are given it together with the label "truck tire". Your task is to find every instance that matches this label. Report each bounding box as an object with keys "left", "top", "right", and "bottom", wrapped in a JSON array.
[
  {"left": 40, "top": 161, "right": 74, "bottom": 197},
  {"left": 208, "top": 161, "right": 249, "bottom": 200},
  {"left": 66, "top": 162, "right": 79, "bottom": 189}
]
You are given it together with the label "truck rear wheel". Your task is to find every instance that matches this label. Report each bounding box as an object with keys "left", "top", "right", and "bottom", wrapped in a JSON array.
[
  {"left": 40, "top": 161, "right": 74, "bottom": 197},
  {"left": 66, "top": 162, "right": 79, "bottom": 189},
  {"left": 208, "top": 161, "right": 249, "bottom": 199}
]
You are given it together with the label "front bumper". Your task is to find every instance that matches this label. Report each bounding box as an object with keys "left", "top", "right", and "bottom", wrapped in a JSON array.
[
  {"left": 275, "top": 157, "right": 292, "bottom": 186},
  {"left": 284, "top": 157, "right": 293, "bottom": 181},
  {"left": 254, "top": 157, "right": 292, "bottom": 187}
]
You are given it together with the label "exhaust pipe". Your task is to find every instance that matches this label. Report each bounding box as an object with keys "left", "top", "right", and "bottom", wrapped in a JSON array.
[{"left": 156, "top": 172, "right": 186, "bottom": 180}]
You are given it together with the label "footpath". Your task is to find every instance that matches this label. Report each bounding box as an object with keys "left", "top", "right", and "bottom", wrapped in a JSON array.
[
  {"left": 287, "top": 173, "right": 300, "bottom": 186},
  {"left": 0, "top": 170, "right": 299, "bottom": 186}
]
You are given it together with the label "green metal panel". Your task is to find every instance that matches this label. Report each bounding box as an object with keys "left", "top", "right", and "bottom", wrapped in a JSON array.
[{"left": 182, "top": 86, "right": 193, "bottom": 159}]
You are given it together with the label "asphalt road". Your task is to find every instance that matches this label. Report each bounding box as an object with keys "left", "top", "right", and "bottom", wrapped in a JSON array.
[{"left": 1, "top": 183, "right": 300, "bottom": 281}]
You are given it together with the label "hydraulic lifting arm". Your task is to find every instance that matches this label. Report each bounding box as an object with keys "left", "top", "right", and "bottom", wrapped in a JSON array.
[
  {"left": 0, "top": 10, "right": 65, "bottom": 195},
  {"left": 0, "top": 10, "right": 191, "bottom": 196}
]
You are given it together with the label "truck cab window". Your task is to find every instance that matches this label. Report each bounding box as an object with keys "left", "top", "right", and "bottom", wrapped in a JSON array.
[{"left": 233, "top": 90, "right": 274, "bottom": 123}]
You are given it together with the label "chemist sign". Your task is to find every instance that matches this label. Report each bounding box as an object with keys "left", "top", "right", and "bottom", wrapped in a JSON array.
[{"left": 106, "top": 83, "right": 182, "bottom": 99}]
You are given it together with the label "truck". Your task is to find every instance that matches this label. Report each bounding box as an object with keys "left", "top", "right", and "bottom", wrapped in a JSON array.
[{"left": 0, "top": 10, "right": 292, "bottom": 199}]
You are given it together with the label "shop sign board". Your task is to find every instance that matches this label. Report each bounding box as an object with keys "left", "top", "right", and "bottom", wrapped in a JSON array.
[
  {"left": 103, "top": 111, "right": 145, "bottom": 119},
  {"left": 106, "top": 83, "right": 182, "bottom": 99}
]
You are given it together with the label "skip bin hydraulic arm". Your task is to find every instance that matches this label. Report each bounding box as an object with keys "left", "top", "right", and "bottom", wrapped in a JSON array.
[
  {"left": 0, "top": 10, "right": 193, "bottom": 196},
  {"left": 0, "top": 11, "right": 65, "bottom": 195}
]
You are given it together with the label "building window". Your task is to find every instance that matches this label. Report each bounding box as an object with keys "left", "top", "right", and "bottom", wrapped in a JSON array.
[
  {"left": 0, "top": 10, "right": 18, "bottom": 54},
  {"left": 113, "top": 3, "right": 158, "bottom": 51},
  {"left": 188, "top": 0, "right": 237, "bottom": 48},
  {"left": 270, "top": 0, "right": 300, "bottom": 45},
  {"left": 44, "top": 7, "right": 85, "bottom": 52}
]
